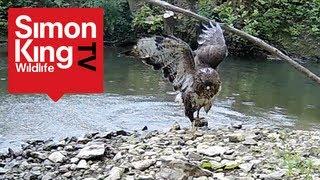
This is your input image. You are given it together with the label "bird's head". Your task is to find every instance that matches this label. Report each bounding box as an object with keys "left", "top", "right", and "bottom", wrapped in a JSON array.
[{"left": 194, "top": 68, "right": 221, "bottom": 96}]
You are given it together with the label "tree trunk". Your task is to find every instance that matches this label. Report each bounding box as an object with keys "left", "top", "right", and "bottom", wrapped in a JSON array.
[
  {"left": 163, "top": 11, "right": 175, "bottom": 35},
  {"left": 143, "top": 0, "right": 320, "bottom": 86}
]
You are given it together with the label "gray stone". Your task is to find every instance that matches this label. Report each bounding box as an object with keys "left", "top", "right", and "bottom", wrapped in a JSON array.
[
  {"left": 267, "top": 133, "right": 280, "bottom": 141},
  {"left": 106, "top": 167, "right": 124, "bottom": 180},
  {"left": 312, "top": 158, "right": 320, "bottom": 167},
  {"left": 223, "top": 160, "right": 240, "bottom": 170},
  {"left": 243, "top": 138, "right": 257, "bottom": 146},
  {"left": 213, "top": 173, "right": 225, "bottom": 180},
  {"left": 62, "top": 172, "right": 72, "bottom": 178},
  {"left": 30, "top": 152, "right": 46, "bottom": 160},
  {"left": 59, "top": 164, "right": 70, "bottom": 173},
  {"left": 43, "top": 141, "right": 59, "bottom": 151},
  {"left": 259, "top": 170, "right": 286, "bottom": 180},
  {"left": 48, "top": 151, "right": 65, "bottom": 163},
  {"left": 64, "top": 145, "right": 74, "bottom": 151},
  {"left": 232, "top": 122, "right": 243, "bottom": 129},
  {"left": 155, "top": 167, "right": 187, "bottom": 180},
  {"left": 70, "top": 157, "right": 79, "bottom": 163},
  {"left": 113, "top": 152, "right": 123, "bottom": 161},
  {"left": 77, "top": 159, "right": 89, "bottom": 169},
  {"left": 239, "top": 162, "right": 254, "bottom": 172},
  {"left": 132, "top": 159, "right": 156, "bottom": 170},
  {"left": 228, "top": 133, "right": 245, "bottom": 142},
  {"left": 137, "top": 174, "right": 154, "bottom": 180},
  {"left": 156, "top": 160, "right": 212, "bottom": 179},
  {"left": 41, "top": 172, "right": 55, "bottom": 180},
  {"left": 193, "top": 177, "right": 209, "bottom": 180},
  {"left": 76, "top": 143, "right": 105, "bottom": 159},
  {"left": 95, "top": 132, "right": 112, "bottom": 139},
  {"left": 0, "top": 167, "right": 7, "bottom": 175},
  {"left": 197, "top": 144, "right": 227, "bottom": 156},
  {"left": 187, "top": 152, "right": 202, "bottom": 161}
]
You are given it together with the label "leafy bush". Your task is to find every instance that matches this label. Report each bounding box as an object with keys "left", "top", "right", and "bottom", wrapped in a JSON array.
[
  {"left": 133, "top": 5, "right": 164, "bottom": 34},
  {"left": 198, "top": 0, "right": 320, "bottom": 57}
]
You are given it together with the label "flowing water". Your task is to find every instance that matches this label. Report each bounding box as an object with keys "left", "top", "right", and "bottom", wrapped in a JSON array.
[{"left": 0, "top": 47, "right": 319, "bottom": 149}]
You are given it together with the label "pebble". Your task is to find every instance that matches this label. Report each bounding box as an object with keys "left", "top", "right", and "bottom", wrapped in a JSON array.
[
  {"left": 48, "top": 151, "right": 65, "bottom": 163},
  {"left": 1, "top": 125, "right": 319, "bottom": 179},
  {"left": 132, "top": 159, "right": 156, "bottom": 170},
  {"left": 228, "top": 133, "right": 245, "bottom": 142},
  {"left": 239, "top": 162, "right": 254, "bottom": 172},
  {"left": 0, "top": 167, "right": 7, "bottom": 174},
  {"left": 243, "top": 138, "right": 257, "bottom": 145},
  {"left": 197, "top": 144, "right": 227, "bottom": 156},
  {"left": 77, "top": 160, "right": 89, "bottom": 169},
  {"left": 106, "top": 167, "right": 124, "bottom": 180}
]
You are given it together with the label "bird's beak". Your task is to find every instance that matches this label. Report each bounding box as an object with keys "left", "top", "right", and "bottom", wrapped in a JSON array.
[{"left": 206, "top": 86, "right": 210, "bottom": 90}]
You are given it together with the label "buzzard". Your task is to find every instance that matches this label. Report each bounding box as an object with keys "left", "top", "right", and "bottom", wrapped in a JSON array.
[{"left": 129, "top": 22, "right": 228, "bottom": 127}]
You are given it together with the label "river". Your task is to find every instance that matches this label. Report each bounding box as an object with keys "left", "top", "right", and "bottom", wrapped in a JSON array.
[{"left": 0, "top": 47, "right": 319, "bottom": 150}]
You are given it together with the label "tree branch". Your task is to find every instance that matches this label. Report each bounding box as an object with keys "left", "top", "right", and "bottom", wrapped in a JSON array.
[{"left": 143, "top": 0, "right": 320, "bottom": 86}]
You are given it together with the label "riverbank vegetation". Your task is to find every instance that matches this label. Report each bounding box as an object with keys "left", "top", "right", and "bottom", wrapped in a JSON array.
[{"left": 1, "top": 0, "right": 319, "bottom": 59}]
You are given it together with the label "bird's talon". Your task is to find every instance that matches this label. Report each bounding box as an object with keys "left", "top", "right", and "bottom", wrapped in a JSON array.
[{"left": 193, "top": 118, "right": 208, "bottom": 127}]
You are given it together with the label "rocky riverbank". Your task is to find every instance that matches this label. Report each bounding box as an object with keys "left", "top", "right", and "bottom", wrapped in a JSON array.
[{"left": 1, "top": 123, "right": 320, "bottom": 180}]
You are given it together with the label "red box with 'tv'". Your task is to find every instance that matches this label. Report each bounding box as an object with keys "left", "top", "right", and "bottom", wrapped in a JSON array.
[{"left": 8, "top": 8, "right": 104, "bottom": 101}]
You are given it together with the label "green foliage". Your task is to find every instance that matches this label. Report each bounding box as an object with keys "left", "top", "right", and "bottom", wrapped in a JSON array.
[
  {"left": 133, "top": 5, "right": 164, "bottom": 34},
  {"left": 133, "top": 3, "right": 199, "bottom": 47},
  {"left": 102, "top": 0, "right": 134, "bottom": 43},
  {"left": 276, "top": 149, "right": 314, "bottom": 179},
  {"left": 198, "top": 0, "right": 320, "bottom": 56}
]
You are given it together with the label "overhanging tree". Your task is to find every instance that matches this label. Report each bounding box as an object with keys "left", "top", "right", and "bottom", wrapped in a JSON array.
[{"left": 142, "top": 0, "right": 320, "bottom": 86}]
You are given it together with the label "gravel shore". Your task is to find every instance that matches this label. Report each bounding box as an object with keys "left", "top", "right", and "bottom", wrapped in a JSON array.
[{"left": 1, "top": 123, "right": 320, "bottom": 180}]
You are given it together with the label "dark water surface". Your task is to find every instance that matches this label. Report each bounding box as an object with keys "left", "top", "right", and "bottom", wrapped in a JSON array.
[{"left": 0, "top": 47, "right": 319, "bottom": 149}]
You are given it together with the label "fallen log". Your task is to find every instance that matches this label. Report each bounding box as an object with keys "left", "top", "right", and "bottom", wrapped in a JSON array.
[{"left": 143, "top": 0, "right": 320, "bottom": 86}]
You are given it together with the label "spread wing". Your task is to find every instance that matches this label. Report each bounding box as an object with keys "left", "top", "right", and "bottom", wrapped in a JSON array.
[
  {"left": 131, "top": 36, "right": 195, "bottom": 90},
  {"left": 195, "top": 22, "right": 228, "bottom": 69}
]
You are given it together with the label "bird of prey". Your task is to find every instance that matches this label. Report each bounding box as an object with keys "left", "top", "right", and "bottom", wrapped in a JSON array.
[{"left": 128, "top": 22, "right": 228, "bottom": 127}]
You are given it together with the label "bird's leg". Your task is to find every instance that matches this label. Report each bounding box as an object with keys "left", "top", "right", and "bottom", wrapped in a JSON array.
[
  {"left": 191, "top": 119, "right": 196, "bottom": 132},
  {"left": 183, "top": 93, "right": 198, "bottom": 134},
  {"left": 194, "top": 108, "right": 208, "bottom": 127},
  {"left": 196, "top": 109, "right": 200, "bottom": 119},
  {"left": 184, "top": 106, "right": 198, "bottom": 135}
]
